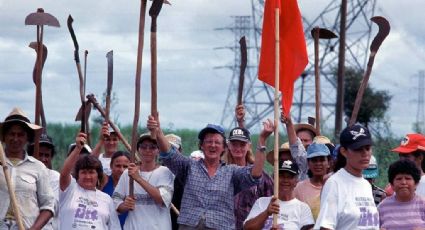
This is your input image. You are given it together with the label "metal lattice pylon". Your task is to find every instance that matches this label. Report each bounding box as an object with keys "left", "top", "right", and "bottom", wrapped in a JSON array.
[{"left": 219, "top": 0, "right": 377, "bottom": 133}]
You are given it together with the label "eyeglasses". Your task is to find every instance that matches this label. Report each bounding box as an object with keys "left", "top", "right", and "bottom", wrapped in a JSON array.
[
  {"left": 204, "top": 140, "right": 223, "bottom": 146},
  {"left": 139, "top": 144, "right": 158, "bottom": 150}
]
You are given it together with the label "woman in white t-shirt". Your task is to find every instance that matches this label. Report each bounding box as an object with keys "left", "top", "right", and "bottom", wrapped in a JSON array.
[
  {"left": 113, "top": 133, "right": 174, "bottom": 230},
  {"left": 314, "top": 124, "right": 379, "bottom": 230},
  {"left": 244, "top": 159, "right": 314, "bottom": 230},
  {"left": 59, "top": 132, "right": 120, "bottom": 230}
]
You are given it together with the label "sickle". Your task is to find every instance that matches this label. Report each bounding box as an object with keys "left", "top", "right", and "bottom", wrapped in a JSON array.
[
  {"left": 237, "top": 36, "right": 247, "bottom": 106},
  {"left": 29, "top": 42, "right": 48, "bottom": 131},
  {"left": 349, "top": 16, "right": 390, "bottom": 126}
]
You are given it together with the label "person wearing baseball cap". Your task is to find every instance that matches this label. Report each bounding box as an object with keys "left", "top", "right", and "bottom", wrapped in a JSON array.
[
  {"left": 362, "top": 155, "right": 386, "bottom": 206},
  {"left": 223, "top": 127, "right": 274, "bottom": 230},
  {"left": 294, "top": 143, "right": 331, "bottom": 220},
  {"left": 315, "top": 124, "right": 379, "bottom": 230},
  {"left": 149, "top": 114, "right": 274, "bottom": 230},
  {"left": 390, "top": 133, "right": 425, "bottom": 197},
  {"left": 244, "top": 159, "right": 314, "bottom": 229}
]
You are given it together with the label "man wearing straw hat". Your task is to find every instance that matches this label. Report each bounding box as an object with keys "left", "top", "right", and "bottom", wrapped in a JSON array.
[{"left": 0, "top": 108, "right": 55, "bottom": 229}]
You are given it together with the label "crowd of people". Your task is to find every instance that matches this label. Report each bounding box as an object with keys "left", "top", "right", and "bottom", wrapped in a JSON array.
[{"left": 1, "top": 106, "right": 425, "bottom": 230}]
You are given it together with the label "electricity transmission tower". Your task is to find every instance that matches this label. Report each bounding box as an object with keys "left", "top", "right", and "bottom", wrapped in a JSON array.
[
  {"left": 219, "top": 0, "right": 377, "bottom": 133},
  {"left": 414, "top": 70, "right": 425, "bottom": 132}
]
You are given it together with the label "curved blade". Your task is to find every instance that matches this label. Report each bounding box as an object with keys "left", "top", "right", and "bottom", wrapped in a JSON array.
[
  {"left": 370, "top": 16, "right": 390, "bottom": 53},
  {"left": 67, "top": 15, "right": 80, "bottom": 63},
  {"left": 149, "top": 0, "right": 164, "bottom": 18},
  {"left": 310, "top": 27, "right": 338, "bottom": 39},
  {"left": 237, "top": 36, "right": 247, "bottom": 105},
  {"left": 25, "top": 8, "right": 60, "bottom": 27},
  {"left": 29, "top": 42, "right": 48, "bottom": 84}
]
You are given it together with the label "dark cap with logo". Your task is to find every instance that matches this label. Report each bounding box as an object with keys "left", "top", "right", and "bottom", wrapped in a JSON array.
[
  {"left": 228, "top": 127, "right": 251, "bottom": 143},
  {"left": 279, "top": 159, "right": 299, "bottom": 175},
  {"left": 340, "top": 124, "right": 373, "bottom": 149}
]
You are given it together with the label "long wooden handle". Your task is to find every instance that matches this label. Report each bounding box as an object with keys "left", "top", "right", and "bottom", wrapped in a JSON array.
[
  {"left": 130, "top": 0, "right": 148, "bottom": 197},
  {"left": 150, "top": 25, "right": 158, "bottom": 139},
  {"left": 0, "top": 144, "right": 25, "bottom": 230},
  {"left": 313, "top": 27, "right": 321, "bottom": 136}
]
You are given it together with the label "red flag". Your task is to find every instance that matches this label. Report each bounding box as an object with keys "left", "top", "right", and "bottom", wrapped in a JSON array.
[{"left": 258, "top": 0, "right": 308, "bottom": 115}]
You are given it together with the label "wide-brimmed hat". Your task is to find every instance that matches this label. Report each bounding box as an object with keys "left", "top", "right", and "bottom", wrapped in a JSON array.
[
  {"left": 266, "top": 142, "right": 290, "bottom": 165},
  {"left": 392, "top": 133, "right": 425, "bottom": 154},
  {"left": 0, "top": 107, "right": 41, "bottom": 141},
  {"left": 294, "top": 122, "right": 317, "bottom": 136}
]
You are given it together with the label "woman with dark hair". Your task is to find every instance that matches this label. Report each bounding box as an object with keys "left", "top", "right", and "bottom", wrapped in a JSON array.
[
  {"left": 378, "top": 159, "right": 425, "bottom": 229},
  {"left": 294, "top": 142, "right": 330, "bottom": 220},
  {"left": 101, "top": 151, "right": 130, "bottom": 229},
  {"left": 59, "top": 132, "right": 119, "bottom": 229},
  {"left": 314, "top": 124, "right": 379, "bottom": 230}
]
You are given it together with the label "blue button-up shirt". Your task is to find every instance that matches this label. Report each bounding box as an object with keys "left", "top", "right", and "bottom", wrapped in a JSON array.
[{"left": 160, "top": 147, "right": 260, "bottom": 229}]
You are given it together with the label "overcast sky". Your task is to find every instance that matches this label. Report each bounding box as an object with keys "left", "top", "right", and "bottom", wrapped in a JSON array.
[{"left": 1, "top": 0, "right": 424, "bottom": 136}]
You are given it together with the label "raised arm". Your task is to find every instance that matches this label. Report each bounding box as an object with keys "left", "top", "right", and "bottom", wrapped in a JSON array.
[
  {"left": 147, "top": 115, "right": 170, "bottom": 153},
  {"left": 281, "top": 112, "right": 297, "bottom": 145},
  {"left": 252, "top": 118, "right": 275, "bottom": 178},
  {"left": 91, "top": 122, "right": 109, "bottom": 157},
  {"left": 235, "top": 104, "right": 246, "bottom": 128},
  {"left": 60, "top": 133, "right": 86, "bottom": 191}
]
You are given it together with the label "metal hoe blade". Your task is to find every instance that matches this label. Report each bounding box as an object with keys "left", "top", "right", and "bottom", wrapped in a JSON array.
[{"left": 25, "top": 8, "right": 60, "bottom": 27}]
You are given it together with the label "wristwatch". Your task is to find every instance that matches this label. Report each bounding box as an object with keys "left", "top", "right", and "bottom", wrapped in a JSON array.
[{"left": 256, "top": 145, "right": 267, "bottom": 153}]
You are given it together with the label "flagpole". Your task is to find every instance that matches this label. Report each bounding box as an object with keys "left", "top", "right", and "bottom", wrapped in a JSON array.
[{"left": 272, "top": 6, "right": 280, "bottom": 228}]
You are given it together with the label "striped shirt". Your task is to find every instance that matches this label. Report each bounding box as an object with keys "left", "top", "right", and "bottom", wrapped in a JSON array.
[
  {"left": 160, "top": 146, "right": 260, "bottom": 230},
  {"left": 378, "top": 194, "right": 425, "bottom": 230}
]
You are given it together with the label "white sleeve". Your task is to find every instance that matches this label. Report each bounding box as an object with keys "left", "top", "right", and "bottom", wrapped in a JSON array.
[
  {"left": 299, "top": 202, "right": 315, "bottom": 227},
  {"left": 290, "top": 138, "right": 308, "bottom": 180},
  {"left": 108, "top": 198, "right": 121, "bottom": 230},
  {"left": 314, "top": 179, "right": 338, "bottom": 230},
  {"left": 157, "top": 167, "right": 175, "bottom": 208},
  {"left": 112, "top": 170, "right": 129, "bottom": 211},
  {"left": 244, "top": 197, "right": 270, "bottom": 224}
]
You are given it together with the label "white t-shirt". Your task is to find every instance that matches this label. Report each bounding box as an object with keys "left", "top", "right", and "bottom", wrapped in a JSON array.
[
  {"left": 314, "top": 168, "right": 379, "bottom": 230},
  {"left": 48, "top": 169, "right": 60, "bottom": 229},
  {"left": 415, "top": 175, "right": 425, "bottom": 197},
  {"left": 99, "top": 154, "right": 112, "bottom": 176},
  {"left": 244, "top": 196, "right": 314, "bottom": 230},
  {"left": 113, "top": 166, "right": 175, "bottom": 230},
  {"left": 59, "top": 180, "right": 120, "bottom": 230}
]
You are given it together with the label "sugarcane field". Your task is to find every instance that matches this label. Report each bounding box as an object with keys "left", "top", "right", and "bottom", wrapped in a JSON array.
[{"left": 1, "top": 0, "right": 425, "bottom": 229}]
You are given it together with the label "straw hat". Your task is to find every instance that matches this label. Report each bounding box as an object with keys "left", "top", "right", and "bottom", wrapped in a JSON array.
[
  {"left": 0, "top": 107, "right": 41, "bottom": 141},
  {"left": 266, "top": 142, "right": 290, "bottom": 165}
]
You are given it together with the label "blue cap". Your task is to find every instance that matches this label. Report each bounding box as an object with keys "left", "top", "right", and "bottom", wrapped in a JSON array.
[
  {"left": 362, "top": 155, "right": 378, "bottom": 179},
  {"left": 307, "top": 143, "right": 330, "bottom": 159},
  {"left": 198, "top": 124, "right": 225, "bottom": 140}
]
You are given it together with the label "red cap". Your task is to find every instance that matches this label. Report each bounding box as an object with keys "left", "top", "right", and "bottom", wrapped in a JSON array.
[{"left": 391, "top": 133, "right": 425, "bottom": 154}]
